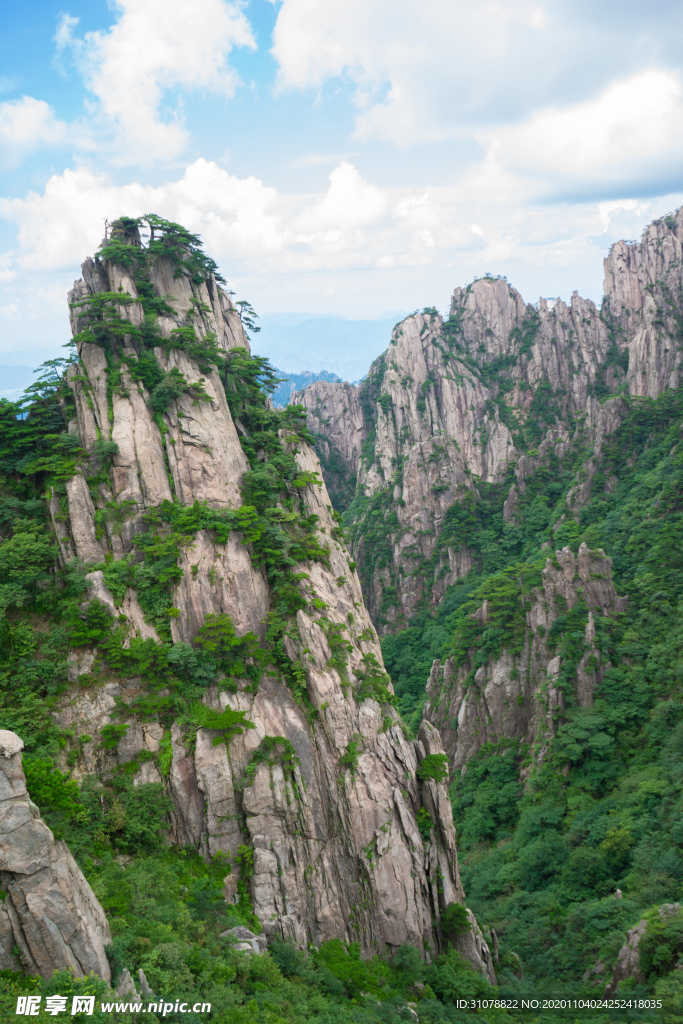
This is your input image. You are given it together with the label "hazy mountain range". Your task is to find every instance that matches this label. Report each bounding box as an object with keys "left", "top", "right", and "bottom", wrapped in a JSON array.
[{"left": 252, "top": 311, "right": 408, "bottom": 381}]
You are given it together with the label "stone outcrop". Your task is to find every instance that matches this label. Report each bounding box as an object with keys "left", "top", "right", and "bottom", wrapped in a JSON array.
[
  {"left": 604, "top": 919, "right": 648, "bottom": 996},
  {"left": 295, "top": 293, "right": 621, "bottom": 628},
  {"left": 296, "top": 209, "right": 683, "bottom": 630},
  {"left": 294, "top": 381, "right": 365, "bottom": 509},
  {"left": 604, "top": 903, "right": 682, "bottom": 996},
  {"left": 603, "top": 212, "right": 683, "bottom": 398},
  {"left": 423, "top": 543, "right": 626, "bottom": 768},
  {"left": 0, "top": 730, "right": 111, "bottom": 981},
  {"left": 220, "top": 925, "right": 268, "bottom": 954},
  {"left": 42, "top": 228, "right": 490, "bottom": 973}
]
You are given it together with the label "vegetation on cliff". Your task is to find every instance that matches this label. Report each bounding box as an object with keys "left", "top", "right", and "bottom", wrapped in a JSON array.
[
  {"left": 377, "top": 380, "right": 683, "bottom": 1008},
  {"left": 0, "top": 217, "right": 498, "bottom": 1022},
  {"left": 0, "top": 312, "right": 557, "bottom": 1024}
]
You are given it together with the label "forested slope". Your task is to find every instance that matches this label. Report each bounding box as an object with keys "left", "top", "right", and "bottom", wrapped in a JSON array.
[
  {"left": 425, "top": 387, "right": 683, "bottom": 995},
  {"left": 295, "top": 210, "right": 683, "bottom": 1014}
]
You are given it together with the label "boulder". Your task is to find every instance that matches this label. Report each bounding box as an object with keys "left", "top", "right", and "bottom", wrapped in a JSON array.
[
  {"left": 220, "top": 925, "right": 267, "bottom": 954},
  {"left": 605, "top": 919, "right": 647, "bottom": 996},
  {"left": 114, "top": 968, "right": 139, "bottom": 999}
]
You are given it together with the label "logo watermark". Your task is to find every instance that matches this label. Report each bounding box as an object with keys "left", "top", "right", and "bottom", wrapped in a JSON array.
[
  {"left": 15, "top": 995, "right": 211, "bottom": 1016},
  {"left": 16, "top": 996, "right": 95, "bottom": 1016}
]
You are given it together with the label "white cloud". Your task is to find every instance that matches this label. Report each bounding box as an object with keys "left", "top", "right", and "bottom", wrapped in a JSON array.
[
  {"left": 271, "top": 0, "right": 569, "bottom": 144},
  {"left": 53, "top": 14, "right": 80, "bottom": 58},
  {"left": 485, "top": 70, "right": 683, "bottom": 196},
  {"left": 270, "top": 0, "right": 683, "bottom": 163},
  {"left": 0, "top": 252, "right": 16, "bottom": 282},
  {"left": 291, "top": 162, "right": 388, "bottom": 236},
  {"left": 0, "top": 162, "right": 281, "bottom": 272},
  {"left": 0, "top": 159, "right": 466, "bottom": 277},
  {"left": 1, "top": 157, "right": 679, "bottom": 297},
  {"left": 0, "top": 97, "right": 67, "bottom": 165},
  {"left": 56, "top": 0, "right": 256, "bottom": 162}
]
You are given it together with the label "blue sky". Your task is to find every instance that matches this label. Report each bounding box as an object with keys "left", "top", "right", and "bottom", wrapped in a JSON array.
[{"left": 2, "top": 0, "right": 683, "bottom": 362}]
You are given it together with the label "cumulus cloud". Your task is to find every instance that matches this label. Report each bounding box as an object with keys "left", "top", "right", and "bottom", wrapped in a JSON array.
[
  {"left": 485, "top": 70, "right": 683, "bottom": 198},
  {"left": 273, "top": 0, "right": 546, "bottom": 143},
  {"left": 0, "top": 159, "right": 479, "bottom": 279},
  {"left": 0, "top": 161, "right": 391, "bottom": 274},
  {"left": 270, "top": 0, "right": 683, "bottom": 202},
  {"left": 0, "top": 162, "right": 282, "bottom": 272},
  {"left": 56, "top": 0, "right": 255, "bottom": 162},
  {"left": 0, "top": 97, "right": 67, "bottom": 165},
  {"left": 271, "top": 0, "right": 683, "bottom": 154},
  {"left": 291, "top": 162, "right": 388, "bottom": 237},
  {"left": 0, "top": 157, "right": 677, "bottom": 296}
]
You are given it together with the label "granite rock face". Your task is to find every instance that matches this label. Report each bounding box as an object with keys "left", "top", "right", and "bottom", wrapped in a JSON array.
[
  {"left": 604, "top": 918, "right": 647, "bottom": 996},
  {"left": 295, "top": 209, "right": 683, "bottom": 631},
  {"left": 603, "top": 211, "right": 683, "bottom": 398},
  {"left": 45, "top": 232, "right": 490, "bottom": 973},
  {"left": 296, "top": 381, "right": 365, "bottom": 509},
  {"left": 604, "top": 903, "right": 681, "bottom": 996},
  {"left": 423, "top": 544, "right": 627, "bottom": 768},
  {"left": 0, "top": 731, "right": 111, "bottom": 980}
]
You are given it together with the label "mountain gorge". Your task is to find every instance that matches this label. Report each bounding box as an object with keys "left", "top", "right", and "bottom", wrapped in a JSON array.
[
  {"left": 295, "top": 209, "right": 683, "bottom": 1006},
  {"left": 1, "top": 208, "right": 683, "bottom": 1020}
]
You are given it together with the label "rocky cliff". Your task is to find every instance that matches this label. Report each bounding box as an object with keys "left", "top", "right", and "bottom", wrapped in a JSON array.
[
  {"left": 300, "top": 381, "right": 365, "bottom": 511},
  {"left": 422, "top": 543, "right": 626, "bottom": 769},
  {"left": 29, "top": 218, "right": 492, "bottom": 976},
  {"left": 0, "top": 730, "right": 111, "bottom": 980},
  {"left": 296, "top": 208, "right": 683, "bottom": 631}
]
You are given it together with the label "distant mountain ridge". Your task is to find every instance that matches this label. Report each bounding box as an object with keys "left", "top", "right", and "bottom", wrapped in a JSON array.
[
  {"left": 254, "top": 311, "right": 408, "bottom": 381},
  {"left": 270, "top": 367, "right": 343, "bottom": 408},
  {"left": 0, "top": 314, "right": 408, "bottom": 400},
  {"left": 0, "top": 349, "right": 76, "bottom": 400},
  {"left": 0, "top": 358, "right": 348, "bottom": 410}
]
